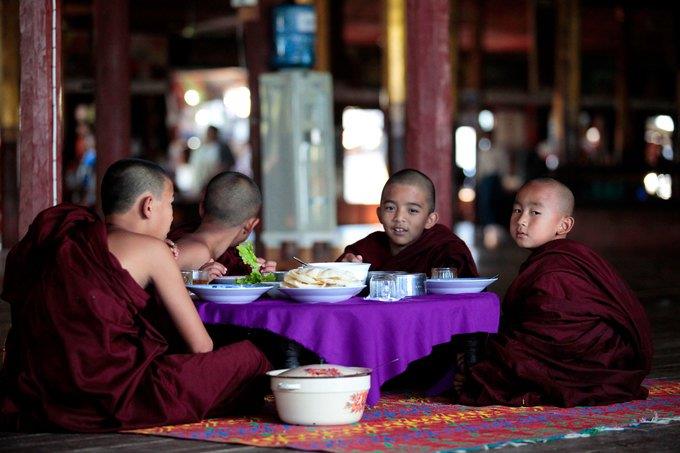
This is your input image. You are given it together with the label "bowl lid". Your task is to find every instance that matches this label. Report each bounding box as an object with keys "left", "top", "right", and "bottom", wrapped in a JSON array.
[{"left": 275, "top": 364, "right": 371, "bottom": 378}]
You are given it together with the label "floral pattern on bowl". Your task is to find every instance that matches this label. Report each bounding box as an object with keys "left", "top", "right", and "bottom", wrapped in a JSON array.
[{"left": 345, "top": 391, "right": 368, "bottom": 413}]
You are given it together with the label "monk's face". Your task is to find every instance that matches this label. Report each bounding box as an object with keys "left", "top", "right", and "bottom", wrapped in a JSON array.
[
  {"left": 150, "top": 179, "right": 175, "bottom": 239},
  {"left": 510, "top": 182, "right": 571, "bottom": 249},
  {"left": 377, "top": 183, "right": 438, "bottom": 254}
]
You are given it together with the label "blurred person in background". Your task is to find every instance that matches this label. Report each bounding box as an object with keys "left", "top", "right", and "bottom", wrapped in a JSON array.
[{"left": 188, "top": 125, "right": 235, "bottom": 195}]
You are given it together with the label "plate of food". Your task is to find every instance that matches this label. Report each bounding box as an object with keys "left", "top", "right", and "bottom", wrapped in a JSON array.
[
  {"left": 187, "top": 283, "right": 272, "bottom": 304},
  {"left": 278, "top": 285, "right": 366, "bottom": 303},
  {"left": 212, "top": 271, "right": 285, "bottom": 285},
  {"left": 279, "top": 266, "right": 365, "bottom": 303},
  {"left": 425, "top": 276, "right": 499, "bottom": 295}
]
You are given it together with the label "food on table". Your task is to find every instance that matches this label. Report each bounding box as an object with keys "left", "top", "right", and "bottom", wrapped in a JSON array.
[
  {"left": 235, "top": 241, "right": 276, "bottom": 284},
  {"left": 283, "top": 266, "right": 361, "bottom": 288}
]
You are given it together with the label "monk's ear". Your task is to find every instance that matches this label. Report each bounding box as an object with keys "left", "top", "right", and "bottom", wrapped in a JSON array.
[
  {"left": 424, "top": 211, "right": 439, "bottom": 229},
  {"left": 140, "top": 195, "right": 154, "bottom": 219},
  {"left": 557, "top": 216, "right": 574, "bottom": 236},
  {"left": 243, "top": 217, "right": 259, "bottom": 235},
  {"left": 198, "top": 200, "right": 205, "bottom": 218}
]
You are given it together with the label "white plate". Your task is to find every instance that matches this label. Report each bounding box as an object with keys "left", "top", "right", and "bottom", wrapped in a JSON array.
[
  {"left": 187, "top": 283, "right": 271, "bottom": 304},
  {"left": 278, "top": 285, "right": 366, "bottom": 303},
  {"left": 211, "top": 276, "right": 247, "bottom": 284},
  {"left": 425, "top": 277, "right": 498, "bottom": 295}
]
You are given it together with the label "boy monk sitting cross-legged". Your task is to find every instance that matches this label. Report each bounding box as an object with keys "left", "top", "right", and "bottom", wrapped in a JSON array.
[
  {"left": 338, "top": 169, "right": 478, "bottom": 277},
  {"left": 0, "top": 158, "right": 272, "bottom": 432},
  {"left": 459, "top": 178, "right": 653, "bottom": 407}
]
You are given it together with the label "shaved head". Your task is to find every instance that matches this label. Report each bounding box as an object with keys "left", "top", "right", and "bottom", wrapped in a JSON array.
[
  {"left": 101, "top": 158, "right": 169, "bottom": 215},
  {"left": 383, "top": 169, "right": 436, "bottom": 213},
  {"left": 203, "top": 171, "right": 262, "bottom": 226},
  {"left": 521, "top": 178, "right": 574, "bottom": 216}
]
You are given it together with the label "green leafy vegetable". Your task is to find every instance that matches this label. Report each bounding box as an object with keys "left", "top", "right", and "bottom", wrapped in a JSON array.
[{"left": 235, "top": 242, "right": 276, "bottom": 284}]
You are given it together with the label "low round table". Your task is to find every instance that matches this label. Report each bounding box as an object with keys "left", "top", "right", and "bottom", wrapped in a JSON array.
[{"left": 197, "top": 292, "right": 500, "bottom": 405}]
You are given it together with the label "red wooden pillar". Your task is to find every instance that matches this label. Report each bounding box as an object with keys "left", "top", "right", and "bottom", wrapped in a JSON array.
[
  {"left": 94, "top": 0, "right": 130, "bottom": 207},
  {"left": 1, "top": 0, "right": 21, "bottom": 248},
  {"left": 405, "top": 0, "right": 453, "bottom": 227},
  {"left": 18, "top": 0, "right": 62, "bottom": 238},
  {"left": 241, "top": 1, "right": 282, "bottom": 256}
]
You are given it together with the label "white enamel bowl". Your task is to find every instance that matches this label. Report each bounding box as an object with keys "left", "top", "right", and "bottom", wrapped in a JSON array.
[
  {"left": 308, "top": 262, "right": 371, "bottom": 284},
  {"left": 267, "top": 364, "right": 372, "bottom": 425}
]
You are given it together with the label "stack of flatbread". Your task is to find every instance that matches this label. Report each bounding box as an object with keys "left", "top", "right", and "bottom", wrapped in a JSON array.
[{"left": 283, "top": 266, "right": 360, "bottom": 288}]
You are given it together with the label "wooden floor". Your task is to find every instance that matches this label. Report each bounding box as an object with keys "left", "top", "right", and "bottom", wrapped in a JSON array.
[{"left": 2, "top": 206, "right": 680, "bottom": 452}]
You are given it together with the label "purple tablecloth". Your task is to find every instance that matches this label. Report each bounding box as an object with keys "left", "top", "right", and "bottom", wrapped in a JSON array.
[{"left": 197, "top": 292, "right": 500, "bottom": 405}]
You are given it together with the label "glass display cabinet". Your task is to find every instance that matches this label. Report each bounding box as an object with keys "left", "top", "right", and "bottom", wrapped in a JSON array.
[{"left": 259, "top": 70, "right": 337, "bottom": 258}]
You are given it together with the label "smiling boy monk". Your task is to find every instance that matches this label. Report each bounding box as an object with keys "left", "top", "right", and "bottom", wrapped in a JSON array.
[
  {"left": 0, "top": 159, "right": 270, "bottom": 432},
  {"left": 459, "top": 178, "right": 653, "bottom": 407},
  {"left": 338, "top": 169, "right": 478, "bottom": 277},
  {"left": 169, "top": 171, "right": 275, "bottom": 279}
]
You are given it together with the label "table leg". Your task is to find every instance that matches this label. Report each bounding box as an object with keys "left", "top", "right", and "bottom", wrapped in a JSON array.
[{"left": 462, "top": 333, "right": 486, "bottom": 370}]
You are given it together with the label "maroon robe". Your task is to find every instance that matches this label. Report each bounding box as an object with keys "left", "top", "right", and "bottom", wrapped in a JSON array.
[
  {"left": 168, "top": 222, "right": 251, "bottom": 275},
  {"left": 460, "top": 239, "right": 653, "bottom": 407},
  {"left": 339, "top": 224, "right": 478, "bottom": 277},
  {"left": 0, "top": 204, "right": 270, "bottom": 432}
]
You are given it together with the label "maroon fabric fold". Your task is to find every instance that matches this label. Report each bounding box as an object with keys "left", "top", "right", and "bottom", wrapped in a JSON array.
[
  {"left": 339, "top": 224, "right": 478, "bottom": 277},
  {"left": 0, "top": 204, "right": 270, "bottom": 432},
  {"left": 168, "top": 222, "right": 250, "bottom": 275},
  {"left": 460, "top": 239, "right": 653, "bottom": 407}
]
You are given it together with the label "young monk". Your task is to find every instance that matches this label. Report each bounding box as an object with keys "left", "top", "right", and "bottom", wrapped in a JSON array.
[
  {"left": 169, "top": 171, "right": 312, "bottom": 366},
  {"left": 0, "top": 158, "right": 272, "bottom": 432},
  {"left": 169, "top": 171, "right": 275, "bottom": 278},
  {"left": 459, "top": 178, "right": 653, "bottom": 407},
  {"left": 338, "top": 169, "right": 478, "bottom": 277}
]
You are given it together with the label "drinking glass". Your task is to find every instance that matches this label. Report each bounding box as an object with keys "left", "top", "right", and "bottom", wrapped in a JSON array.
[
  {"left": 181, "top": 271, "right": 193, "bottom": 285},
  {"left": 183, "top": 270, "right": 212, "bottom": 285},
  {"left": 431, "top": 267, "right": 457, "bottom": 279},
  {"left": 368, "top": 274, "right": 400, "bottom": 301}
]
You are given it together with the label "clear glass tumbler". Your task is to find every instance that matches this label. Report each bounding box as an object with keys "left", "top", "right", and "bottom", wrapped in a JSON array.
[
  {"left": 430, "top": 267, "right": 457, "bottom": 280},
  {"left": 368, "top": 274, "right": 399, "bottom": 301}
]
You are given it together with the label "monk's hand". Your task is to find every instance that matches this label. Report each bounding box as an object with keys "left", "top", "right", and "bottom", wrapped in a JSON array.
[
  {"left": 165, "top": 239, "right": 179, "bottom": 260},
  {"left": 341, "top": 253, "right": 363, "bottom": 263},
  {"left": 199, "top": 259, "right": 227, "bottom": 281},
  {"left": 257, "top": 257, "right": 277, "bottom": 273}
]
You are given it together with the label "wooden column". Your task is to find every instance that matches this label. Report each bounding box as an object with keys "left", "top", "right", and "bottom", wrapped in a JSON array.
[
  {"left": 313, "top": 0, "right": 330, "bottom": 71},
  {"left": 1, "top": 0, "right": 20, "bottom": 247},
  {"left": 613, "top": 6, "right": 630, "bottom": 164},
  {"left": 94, "top": 0, "right": 130, "bottom": 208},
  {"left": 242, "top": 3, "right": 274, "bottom": 200},
  {"left": 527, "top": 0, "right": 539, "bottom": 94},
  {"left": 385, "top": 0, "right": 406, "bottom": 173},
  {"left": 525, "top": 0, "right": 540, "bottom": 152},
  {"left": 449, "top": 0, "right": 460, "bottom": 125},
  {"left": 405, "top": 0, "right": 453, "bottom": 227},
  {"left": 675, "top": 7, "right": 680, "bottom": 163},
  {"left": 552, "top": 0, "right": 580, "bottom": 163},
  {"left": 241, "top": 1, "right": 281, "bottom": 256},
  {"left": 18, "top": 0, "right": 62, "bottom": 238},
  {"left": 467, "top": 0, "right": 483, "bottom": 96}
]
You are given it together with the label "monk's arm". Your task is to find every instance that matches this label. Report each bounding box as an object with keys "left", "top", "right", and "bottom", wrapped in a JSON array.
[
  {"left": 175, "top": 238, "right": 212, "bottom": 270},
  {"left": 149, "top": 243, "right": 214, "bottom": 353}
]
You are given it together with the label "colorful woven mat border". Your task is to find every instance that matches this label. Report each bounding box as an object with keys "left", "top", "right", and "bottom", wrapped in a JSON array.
[{"left": 128, "top": 379, "right": 680, "bottom": 452}]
